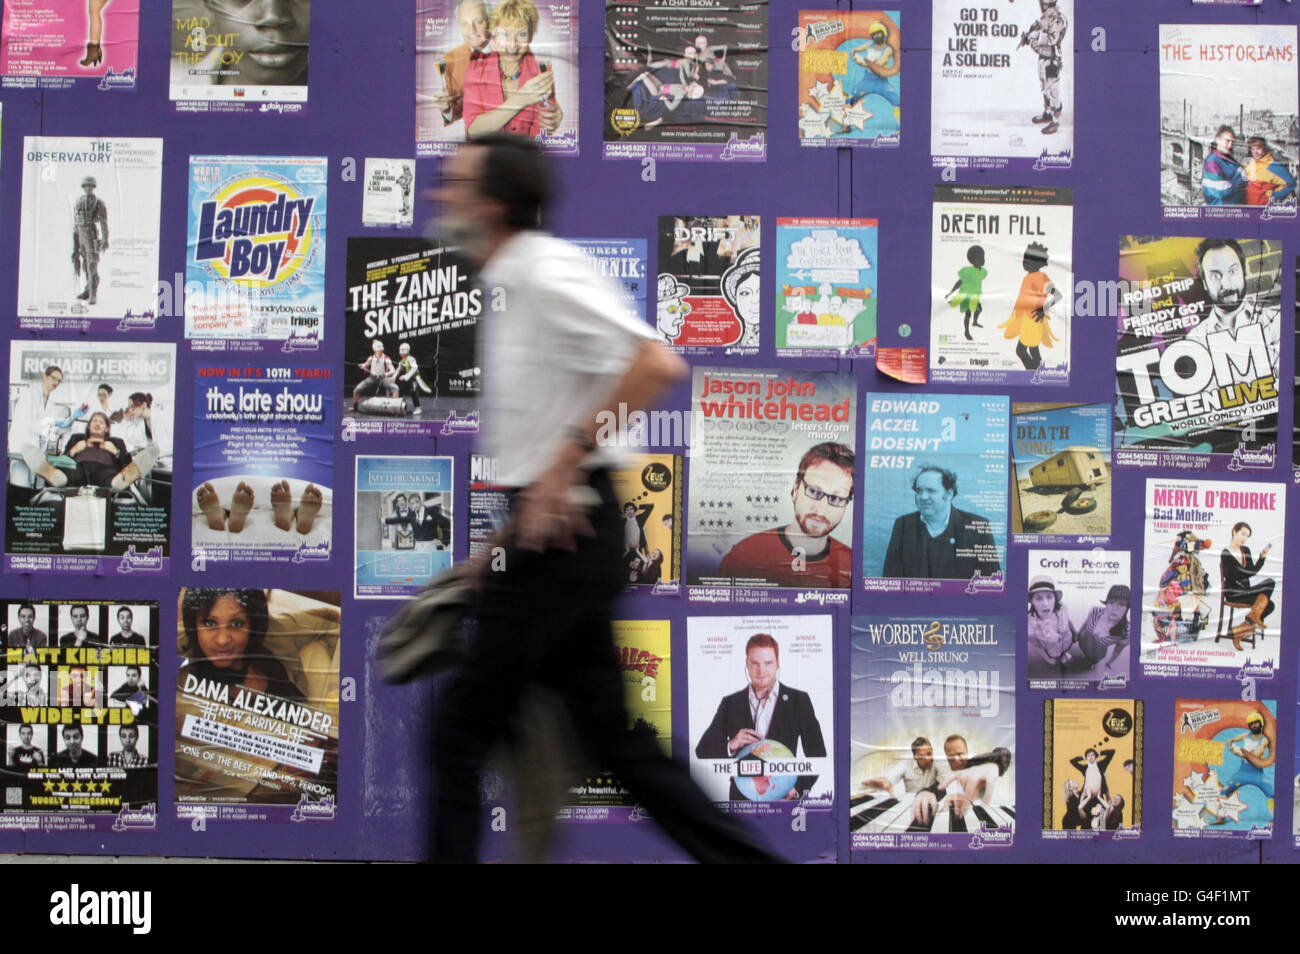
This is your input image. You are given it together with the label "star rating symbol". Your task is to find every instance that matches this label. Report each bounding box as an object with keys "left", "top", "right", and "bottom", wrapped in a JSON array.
[
  {"left": 71, "top": 780, "right": 84, "bottom": 792},
  {"left": 57, "top": 780, "right": 70, "bottom": 792},
  {"left": 1216, "top": 791, "right": 1248, "bottom": 823},
  {"left": 841, "top": 100, "right": 873, "bottom": 131},
  {"left": 42, "top": 780, "right": 55, "bottom": 792}
]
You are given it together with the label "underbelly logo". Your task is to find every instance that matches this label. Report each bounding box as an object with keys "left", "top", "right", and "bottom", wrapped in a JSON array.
[
  {"left": 194, "top": 175, "right": 318, "bottom": 292},
  {"left": 49, "top": 884, "right": 151, "bottom": 934}
]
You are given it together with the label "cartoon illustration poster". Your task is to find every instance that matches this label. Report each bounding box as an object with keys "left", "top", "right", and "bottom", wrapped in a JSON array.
[
  {"left": 415, "top": 0, "right": 578, "bottom": 157},
  {"left": 1011, "top": 402, "right": 1110, "bottom": 544},
  {"left": 931, "top": 0, "right": 1073, "bottom": 171},
  {"left": 170, "top": 0, "right": 311, "bottom": 114},
  {"left": 1027, "top": 549, "right": 1131, "bottom": 691},
  {"left": 562, "top": 619, "right": 671, "bottom": 821},
  {"left": 1159, "top": 24, "right": 1297, "bottom": 221},
  {"left": 1043, "top": 699, "right": 1142, "bottom": 840},
  {"left": 604, "top": 0, "right": 768, "bottom": 161},
  {"left": 343, "top": 236, "right": 482, "bottom": 439},
  {"left": 797, "top": 11, "right": 899, "bottom": 148},
  {"left": 688, "top": 614, "right": 833, "bottom": 815},
  {"left": 850, "top": 615, "right": 1015, "bottom": 851},
  {"left": 0, "top": 599, "right": 158, "bottom": 833},
  {"left": 775, "top": 217, "right": 877, "bottom": 359},
  {"left": 6, "top": 340, "right": 175, "bottom": 577},
  {"left": 930, "top": 185, "right": 1073, "bottom": 386},
  {"left": 862, "top": 392, "right": 1009, "bottom": 596},
  {"left": 18, "top": 136, "right": 163, "bottom": 331},
  {"left": 1141, "top": 478, "right": 1285, "bottom": 683},
  {"left": 611, "top": 454, "right": 683, "bottom": 596},
  {"left": 656, "top": 215, "right": 760, "bottom": 355},
  {"left": 1115, "top": 236, "right": 1282, "bottom": 473},
  {"left": 1, "top": 0, "right": 139, "bottom": 90},
  {"left": 688, "top": 367, "right": 855, "bottom": 605},
  {"left": 175, "top": 589, "right": 340, "bottom": 823},
  {"left": 192, "top": 364, "right": 333, "bottom": 568},
  {"left": 1173, "top": 699, "right": 1275, "bottom": 840},
  {"left": 186, "top": 155, "right": 327, "bottom": 348},
  {"left": 354, "top": 456, "right": 453, "bottom": 599}
]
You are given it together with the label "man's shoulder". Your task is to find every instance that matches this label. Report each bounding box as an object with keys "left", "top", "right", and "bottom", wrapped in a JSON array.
[
  {"left": 777, "top": 683, "right": 813, "bottom": 704},
  {"left": 718, "top": 686, "right": 750, "bottom": 707}
]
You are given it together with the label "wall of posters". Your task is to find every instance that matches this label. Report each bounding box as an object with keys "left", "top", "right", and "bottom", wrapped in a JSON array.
[
  {"left": 343, "top": 236, "right": 482, "bottom": 438},
  {"left": 656, "top": 215, "right": 760, "bottom": 354},
  {"left": 6, "top": 340, "right": 175, "bottom": 576},
  {"left": 688, "top": 614, "right": 833, "bottom": 814},
  {"left": 688, "top": 367, "right": 855, "bottom": 604},
  {"left": 862, "top": 392, "right": 1008, "bottom": 595},
  {"left": 797, "top": 11, "right": 899, "bottom": 148},
  {"left": 1027, "top": 549, "right": 1131, "bottom": 691},
  {"left": 930, "top": 185, "right": 1073, "bottom": 385},
  {"left": 1, "top": 599, "right": 158, "bottom": 833},
  {"left": 18, "top": 136, "right": 163, "bottom": 330},
  {"left": 186, "top": 156, "right": 327, "bottom": 347},
  {"left": 1115, "top": 236, "right": 1282, "bottom": 472},
  {"left": 775, "top": 217, "right": 877, "bottom": 359},
  {"left": 1042, "top": 699, "right": 1142, "bottom": 840},
  {"left": 1159, "top": 24, "right": 1297, "bottom": 220},
  {"left": 850, "top": 615, "right": 1015, "bottom": 851},
  {"left": 170, "top": 0, "right": 311, "bottom": 114},
  {"left": 1173, "top": 699, "right": 1275, "bottom": 839},
  {"left": 361, "top": 158, "right": 416, "bottom": 228},
  {"left": 354, "top": 456, "right": 453, "bottom": 599},
  {"left": 611, "top": 454, "right": 683, "bottom": 596},
  {"left": 175, "top": 589, "right": 339, "bottom": 823},
  {"left": 562, "top": 619, "right": 671, "bottom": 821},
  {"left": 931, "top": 0, "right": 1073, "bottom": 171},
  {"left": 415, "top": 0, "right": 578, "bottom": 157},
  {"left": 192, "top": 364, "right": 333, "bottom": 567},
  {"left": 1011, "top": 402, "right": 1110, "bottom": 544},
  {"left": 468, "top": 453, "right": 506, "bottom": 562},
  {"left": 604, "top": 0, "right": 767, "bottom": 161},
  {"left": 1, "top": 0, "right": 139, "bottom": 90},
  {"left": 1141, "top": 477, "right": 1285, "bottom": 682}
]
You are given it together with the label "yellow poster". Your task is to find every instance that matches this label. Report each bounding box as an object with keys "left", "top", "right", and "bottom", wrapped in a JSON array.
[{"left": 1043, "top": 698, "right": 1142, "bottom": 838}]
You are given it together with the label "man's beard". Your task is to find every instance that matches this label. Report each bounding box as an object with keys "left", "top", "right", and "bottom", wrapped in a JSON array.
[{"left": 1212, "top": 286, "right": 1244, "bottom": 311}]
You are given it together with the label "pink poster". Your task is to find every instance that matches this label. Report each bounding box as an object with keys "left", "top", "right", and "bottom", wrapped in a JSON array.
[{"left": 1, "top": 0, "right": 139, "bottom": 90}]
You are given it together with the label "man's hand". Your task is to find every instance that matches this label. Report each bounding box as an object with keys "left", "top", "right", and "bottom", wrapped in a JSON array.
[
  {"left": 912, "top": 790, "right": 938, "bottom": 825},
  {"left": 515, "top": 460, "right": 594, "bottom": 553},
  {"left": 860, "top": 777, "right": 893, "bottom": 797},
  {"left": 727, "top": 728, "right": 762, "bottom": 756},
  {"left": 948, "top": 792, "right": 972, "bottom": 817}
]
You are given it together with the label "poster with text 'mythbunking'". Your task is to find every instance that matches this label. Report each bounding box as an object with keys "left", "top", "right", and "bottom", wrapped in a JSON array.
[{"left": 175, "top": 588, "right": 339, "bottom": 824}]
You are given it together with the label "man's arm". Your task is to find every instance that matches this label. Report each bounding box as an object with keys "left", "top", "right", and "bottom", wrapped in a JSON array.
[
  {"left": 694, "top": 695, "right": 738, "bottom": 759},
  {"left": 516, "top": 339, "right": 687, "bottom": 552}
]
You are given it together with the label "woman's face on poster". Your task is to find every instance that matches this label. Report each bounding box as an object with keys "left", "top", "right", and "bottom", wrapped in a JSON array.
[
  {"left": 735, "top": 273, "right": 760, "bottom": 324},
  {"left": 494, "top": 20, "right": 533, "bottom": 59},
  {"left": 196, "top": 596, "right": 252, "bottom": 669},
  {"left": 1031, "top": 591, "right": 1056, "bottom": 617}
]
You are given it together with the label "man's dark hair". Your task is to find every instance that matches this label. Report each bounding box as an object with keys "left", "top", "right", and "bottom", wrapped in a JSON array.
[
  {"left": 471, "top": 133, "right": 553, "bottom": 230},
  {"left": 1215, "top": 124, "right": 1237, "bottom": 140},
  {"left": 797, "top": 442, "right": 855, "bottom": 493},
  {"left": 125, "top": 665, "right": 141, "bottom": 677},
  {"left": 97, "top": 383, "right": 113, "bottom": 395},
  {"left": 70, "top": 604, "right": 89, "bottom": 618},
  {"left": 43, "top": 366, "right": 62, "bottom": 377},
  {"left": 912, "top": 465, "right": 958, "bottom": 496},
  {"left": 745, "top": 633, "right": 779, "bottom": 661},
  {"left": 17, "top": 602, "right": 35, "bottom": 617},
  {"left": 1085, "top": 747, "right": 1098, "bottom": 759},
  {"left": 910, "top": 736, "right": 931, "bottom": 756},
  {"left": 1194, "top": 237, "right": 1246, "bottom": 275}
]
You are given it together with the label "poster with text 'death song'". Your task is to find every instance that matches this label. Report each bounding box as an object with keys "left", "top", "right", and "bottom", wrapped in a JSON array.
[
  {"left": 1141, "top": 478, "right": 1284, "bottom": 684},
  {"left": 688, "top": 367, "right": 855, "bottom": 608},
  {"left": 186, "top": 156, "right": 326, "bottom": 350},
  {"left": 851, "top": 615, "right": 1015, "bottom": 852},
  {"left": 1115, "top": 236, "right": 1281, "bottom": 473},
  {"left": 1043, "top": 698, "right": 1142, "bottom": 841},
  {"left": 862, "top": 392, "right": 1008, "bottom": 597},
  {"left": 1160, "top": 24, "right": 1297, "bottom": 223},
  {"left": 1174, "top": 699, "right": 1275, "bottom": 841},
  {"left": 797, "top": 11, "right": 899, "bottom": 149},
  {"left": 775, "top": 218, "right": 877, "bottom": 359},
  {"left": 931, "top": 0, "right": 1073, "bottom": 172},
  {"left": 688, "top": 615, "right": 833, "bottom": 816},
  {"left": 931, "top": 185, "right": 1072, "bottom": 387},
  {"left": 0, "top": 599, "right": 160, "bottom": 835},
  {"left": 175, "top": 588, "right": 339, "bottom": 824}
]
